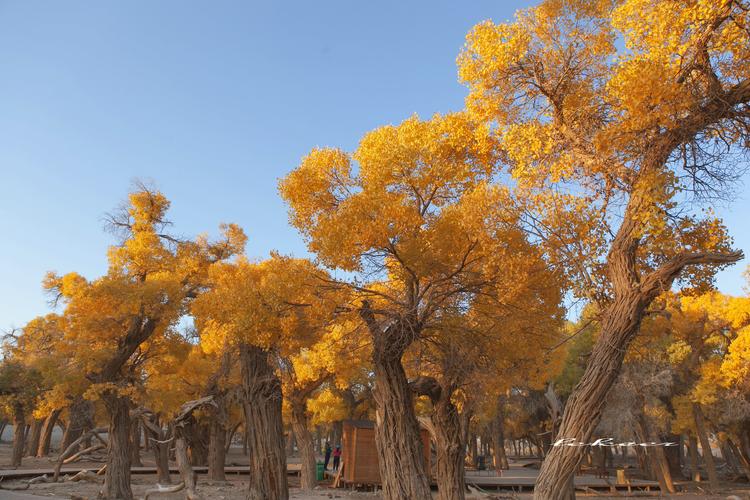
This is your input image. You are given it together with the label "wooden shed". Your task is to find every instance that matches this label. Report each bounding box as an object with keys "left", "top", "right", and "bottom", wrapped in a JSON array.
[{"left": 341, "top": 420, "right": 431, "bottom": 485}]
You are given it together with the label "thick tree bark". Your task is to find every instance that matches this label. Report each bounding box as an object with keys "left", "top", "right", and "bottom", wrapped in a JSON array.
[
  {"left": 186, "top": 421, "right": 209, "bottom": 466},
  {"left": 372, "top": 350, "right": 432, "bottom": 499},
  {"left": 130, "top": 418, "right": 143, "bottom": 467},
  {"left": 102, "top": 393, "right": 133, "bottom": 500},
  {"left": 290, "top": 399, "right": 317, "bottom": 490},
  {"left": 411, "top": 376, "right": 465, "bottom": 500},
  {"left": 492, "top": 396, "right": 509, "bottom": 471},
  {"left": 11, "top": 403, "right": 25, "bottom": 467},
  {"left": 37, "top": 409, "right": 61, "bottom": 457},
  {"left": 692, "top": 403, "right": 719, "bottom": 491},
  {"left": 143, "top": 415, "right": 172, "bottom": 484},
  {"left": 175, "top": 436, "right": 201, "bottom": 500},
  {"left": 635, "top": 412, "right": 675, "bottom": 493},
  {"left": 25, "top": 418, "right": 43, "bottom": 457},
  {"left": 663, "top": 432, "right": 683, "bottom": 479},
  {"left": 533, "top": 244, "right": 741, "bottom": 498},
  {"left": 360, "top": 302, "right": 431, "bottom": 500},
  {"left": 434, "top": 393, "right": 466, "bottom": 500},
  {"left": 208, "top": 418, "right": 227, "bottom": 482},
  {"left": 240, "top": 344, "right": 288, "bottom": 500}
]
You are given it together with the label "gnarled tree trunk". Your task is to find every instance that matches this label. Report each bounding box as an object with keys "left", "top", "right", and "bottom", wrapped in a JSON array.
[
  {"left": 492, "top": 396, "right": 509, "bottom": 471},
  {"left": 240, "top": 344, "right": 288, "bottom": 500},
  {"left": 130, "top": 418, "right": 143, "bottom": 467},
  {"left": 11, "top": 402, "right": 25, "bottom": 467},
  {"left": 37, "top": 409, "right": 61, "bottom": 457},
  {"left": 102, "top": 392, "right": 133, "bottom": 500},
  {"left": 635, "top": 410, "right": 675, "bottom": 493},
  {"left": 25, "top": 418, "right": 43, "bottom": 457},
  {"left": 290, "top": 399, "right": 317, "bottom": 490},
  {"left": 186, "top": 421, "right": 209, "bottom": 466},
  {"left": 360, "top": 303, "right": 432, "bottom": 500},
  {"left": 143, "top": 414, "right": 172, "bottom": 484},
  {"left": 208, "top": 416, "right": 227, "bottom": 482},
  {"left": 692, "top": 403, "right": 719, "bottom": 491},
  {"left": 532, "top": 209, "right": 741, "bottom": 499}
]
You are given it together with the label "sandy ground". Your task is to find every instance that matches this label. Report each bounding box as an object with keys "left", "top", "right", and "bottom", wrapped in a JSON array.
[
  {"left": 1, "top": 435, "right": 750, "bottom": 499},
  {"left": 1, "top": 472, "right": 748, "bottom": 500}
]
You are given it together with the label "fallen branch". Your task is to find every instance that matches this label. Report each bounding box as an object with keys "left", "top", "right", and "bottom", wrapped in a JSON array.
[
  {"left": 54, "top": 428, "right": 107, "bottom": 481},
  {"left": 24, "top": 474, "right": 52, "bottom": 484},
  {"left": 96, "top": 464, "right": 107, "bottom": 476},
  {"left": 63, "top": 443, "right": 105, "bottom": 464},
  {"left": 143, "top": 482, "right": 185, "bottom": 500},
  {"left": 67, "top": 470, "right": 100, "bottom": 483}
]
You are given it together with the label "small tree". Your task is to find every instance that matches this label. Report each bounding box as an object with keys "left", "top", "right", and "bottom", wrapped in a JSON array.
[
  {"left": 0, "top": 360, "right": 44, "bottom": 467},
  {"left": 45, "top": 186, "right": 244, "bottom": 499}
]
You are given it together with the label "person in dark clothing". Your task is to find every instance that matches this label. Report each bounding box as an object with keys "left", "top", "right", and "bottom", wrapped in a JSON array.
[
  {"left": 333, "top": 445, "right": 341, "bottom": 471},
  {"left": 323, "top": 441, "right": 332, "bottom": 470}
]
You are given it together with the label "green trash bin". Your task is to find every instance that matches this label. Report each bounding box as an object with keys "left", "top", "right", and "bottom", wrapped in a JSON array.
[{"left": 316, "top": 461, "right": 325, "bottom": 481}]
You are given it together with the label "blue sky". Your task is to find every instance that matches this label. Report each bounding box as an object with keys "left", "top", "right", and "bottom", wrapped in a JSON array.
[{"left": 0, "top": 1, "right": 747, "bottom": 330}]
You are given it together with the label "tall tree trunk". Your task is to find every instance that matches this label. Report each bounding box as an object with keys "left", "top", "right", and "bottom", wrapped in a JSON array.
[
  {"left": 663, "top": 433, "right": 683, "bottom": 479},
  {"left": 411, "top": 375, "right": 464, "bottom": 500},
  {"left": 225, "top": 422, "right": 240, "bottom": 454},
  {"left": 186, "top": 422, "right": 209, "bottom": 466},
  {"left": 11, "top": 403, "right": 25, "bottom": 467},
  {"left": 532, "top": 188, "right": 742, "bottom": 500},
  {"left": 25, "top": 418, "right": 43, "bottom": 457},
  {"left": 728, "top": 437, "right": 750, "bottom": 481},
  {"left": 153, "top": 437, "right": 172, "bottom": 484},
  {"left": 332, "top": 420, "right": 343, "bottom": 447},
  {"left": 360, "top": 303, "right": 431, "bottom": 500},
  {"left": 372, "top": 350, "right": 432, "bottom": 500},
  {"left": 144, "top": 415, "right": 172, "bottom": 485},
  {"left": 534, "top": 291, "right": 646, "bottom": 499},
  {"left": 175, "top": 435, "right": 200, "bottom": 500},
  {"left": 721, "top": 440, "right": 739, "bottom": 475},
  {"left": 208, "top": 417, "right": 227, "bottom": 482},
  {"left": 433, "top": 394, "right": 465, "bottom": 500},
  {"left": 290, "top": 399, "right": 317, "bottom": 490},
  {"left": 37, "top": 409, "right": 61, "bottom": 457},
  {"left": 492, "top": 396, "right": 509, "bottom": 471},
  {"left": 692, "top": 403, "right": 719, "bottom": 491},
  {"left": 635, "top": 412, "right": 675, "bottom": 493},
  {"left": 102, "top": 393, "right": 133, "bottom": 500},
  {"left": 240, "top": 344, "right": 288, "bottom": 500},
  {"left": 469, "top": 434, "right": 478, "bottom": 464},
  {"left": 130, "top": 418, "right": 143, "bottom": 467},
  {"left": 687, "top": 434, "right": 700, "bottom": 480}
]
